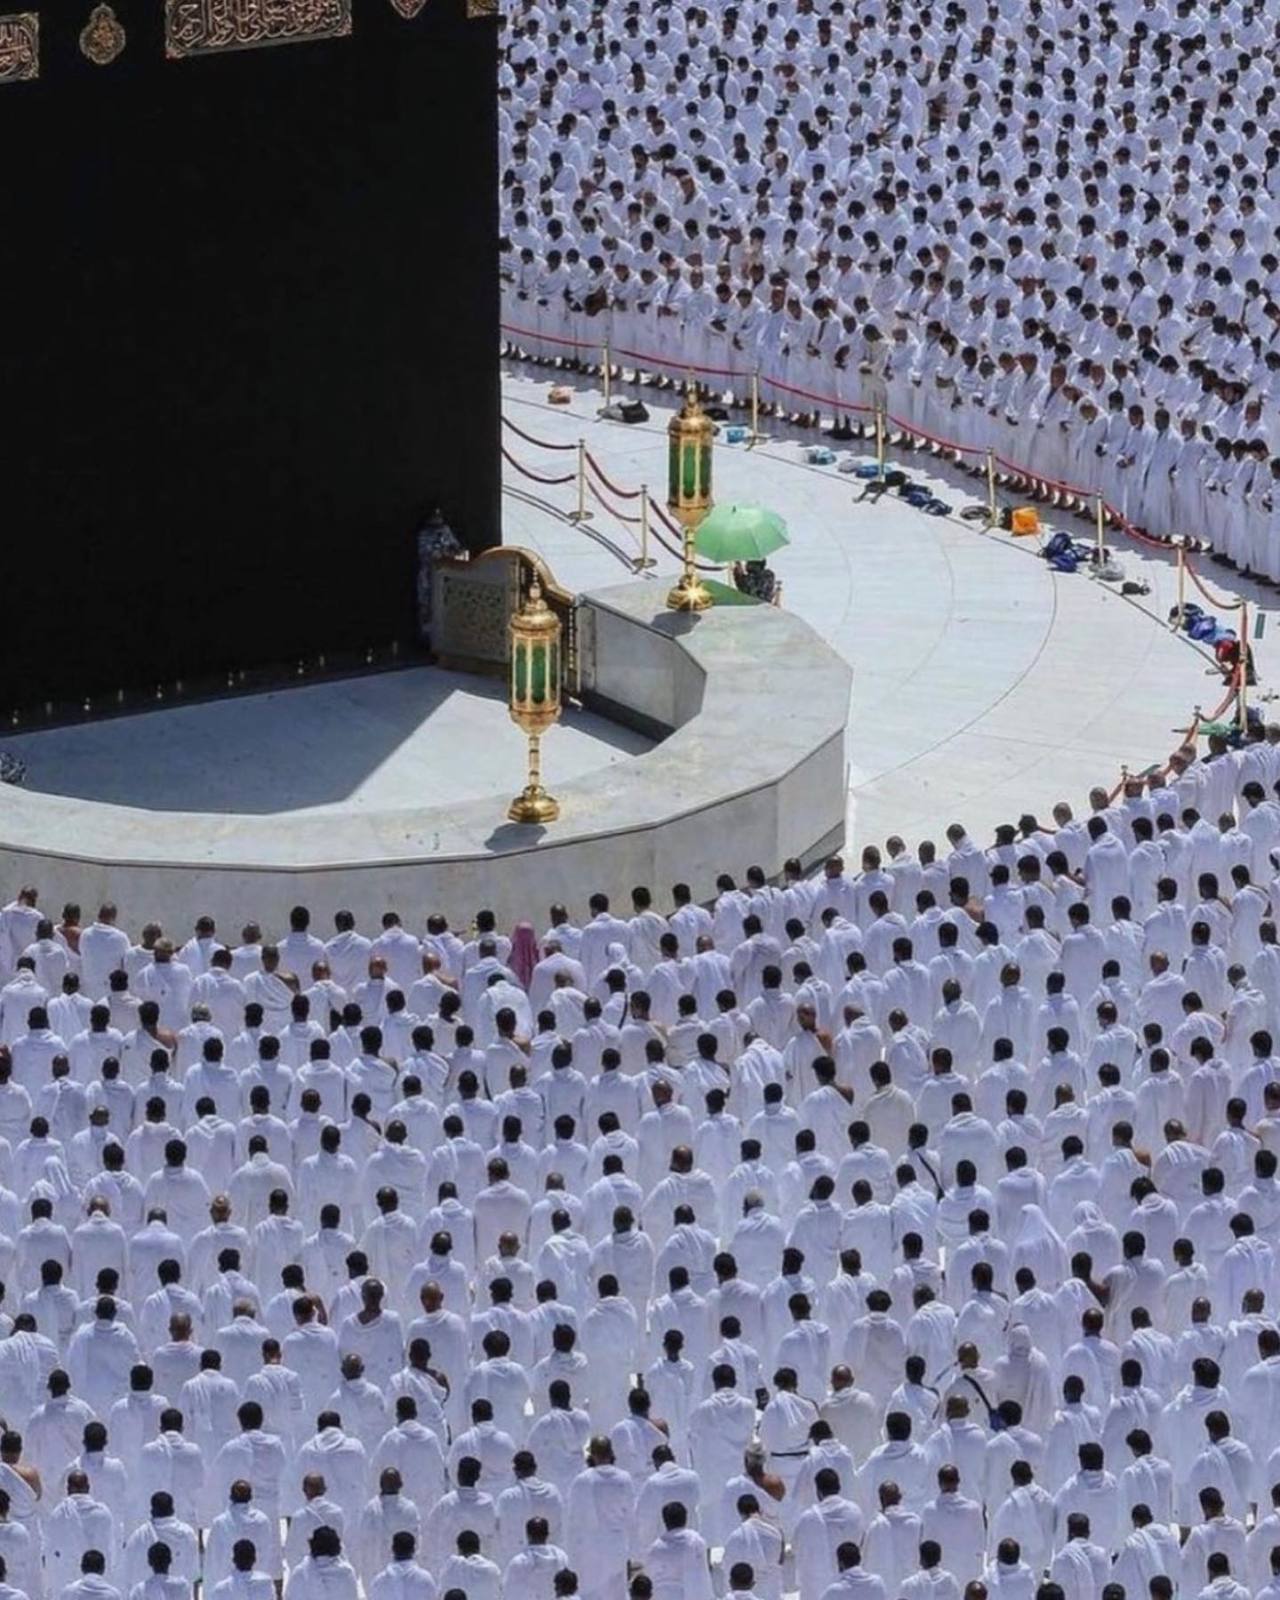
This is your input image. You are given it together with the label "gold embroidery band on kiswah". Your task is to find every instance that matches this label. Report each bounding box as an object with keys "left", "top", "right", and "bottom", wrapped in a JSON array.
[
  {"left": 0, "top": 12, "right": 38, "bottom": 82},
  {"left": 165, "top": 0, "right": 352, "bottom": 59}
]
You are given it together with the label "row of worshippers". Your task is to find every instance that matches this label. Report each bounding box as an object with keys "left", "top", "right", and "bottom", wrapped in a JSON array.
[
  {"left": 500, "top": 0, "right": 1280, "bottom": 573},
  {"left": 0, "top": 725, "right": 1271, "bottom": 1591}
]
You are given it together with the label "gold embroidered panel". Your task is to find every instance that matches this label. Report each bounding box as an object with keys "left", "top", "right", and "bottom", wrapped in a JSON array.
[
  {"left": 81, "top": 4, "right": 127, "bottom": 64},
  {"left": 165, "top": 0, "right": 352, "bottom": 59},
  {"left": 0, "top": 12, "right": 38, "bottom": 82}
]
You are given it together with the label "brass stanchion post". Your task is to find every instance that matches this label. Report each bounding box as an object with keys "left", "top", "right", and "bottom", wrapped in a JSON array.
[
  {"left": 986, "top": 448, "right": 997, "bottom": 526},
  {"left": 750, "top": 369, "right": 766, "bottom": 447},
  {"left": 636, "top": 484, "right": 655, "bottom": 571},
  {"left": 1094, "top": 492, "right": 1105, "bottom": 561},
  {"left": 875, "top": 405, "right": 886, "bottom": 475},
  {"left": 1175, "top": 541, "right": 1187, "bottom": 630},
  {"left": 602, "top": 343, "right": 612, "bottom": 410},
  {"left": 1239, "top": 601, "right": 1250, "bottom": 732},
  {"left": 569, "top": 439, "right": 592, "bottom": 522}
]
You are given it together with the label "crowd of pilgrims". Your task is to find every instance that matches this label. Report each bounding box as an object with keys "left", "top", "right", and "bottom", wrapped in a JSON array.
[
  {"left": 498, "top": 0, "right": 1280, "bottom": 575},
  {"left": 9, "top": 731, "right": 1280, "bottom": 1599}
]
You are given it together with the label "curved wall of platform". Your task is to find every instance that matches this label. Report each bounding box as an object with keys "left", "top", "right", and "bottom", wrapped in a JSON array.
[{"left": 0, "top": 582, "right": 852, "bottom": 932}]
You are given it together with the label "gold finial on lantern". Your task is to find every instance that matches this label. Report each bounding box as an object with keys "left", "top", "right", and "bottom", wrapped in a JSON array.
[
  {"left": 507, "top": 576, "right": 563, "bottom": 823},
  {"left": 666, "top": 382, "right": 714, "bottom": 612}
]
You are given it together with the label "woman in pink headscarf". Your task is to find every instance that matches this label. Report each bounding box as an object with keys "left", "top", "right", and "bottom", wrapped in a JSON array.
[{"left": 508, "top": 921, "right": 538, "bottom": 991}]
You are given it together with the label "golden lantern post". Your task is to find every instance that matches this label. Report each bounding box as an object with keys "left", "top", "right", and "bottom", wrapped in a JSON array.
[
  {"left": 507, "top": 578, "right": 563, "bottom": 823},
  {"left": 666, "top": 383, "right": 714, "bottom": 612}
]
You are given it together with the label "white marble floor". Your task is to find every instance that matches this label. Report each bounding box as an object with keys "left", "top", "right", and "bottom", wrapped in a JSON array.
[
  {"left": 4, "top": 667, "right": 651, "bottom": 815},
  {"left": 500, "top": 365, "right": 1277, "bottom": 851}
]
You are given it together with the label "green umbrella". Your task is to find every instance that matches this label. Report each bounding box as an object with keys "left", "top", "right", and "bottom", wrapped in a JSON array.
[{"left": 694, "top": 502, "right": 790, "bottom": 563}]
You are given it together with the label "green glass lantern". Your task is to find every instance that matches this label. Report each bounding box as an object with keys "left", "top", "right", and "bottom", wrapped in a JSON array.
[
  {"left": 666, "top": 384, "right": 715, "bottom": 612},
  {"left": 508, "top": 578, "right": 563, "bottom": 823}
]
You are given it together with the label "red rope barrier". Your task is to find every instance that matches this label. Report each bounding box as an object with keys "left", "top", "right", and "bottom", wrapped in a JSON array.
[
  {"left": 1182, "top": 556, "right": 1244, "bottom": 613},
  {"left": 1206, "top": 673, "right": 1242, "bottom": 721},
  {"left": 501, "top": 327, "right": 1246, "bottom": 585},
  {"left": 503, "top": 415, "right": 577, "bottom": 452},
  {"left": 500, "top": 415, "right": 716, "bottom": 568},
  {"left": 501, "top": 322, "right": 590, "bottom": 351},
  {"left": 504, "top": 319, "right": 732, "bottom": 384},
  {"left": 503, "top": 334, "right": 1258, "bottom": 760},
  {"left": 500, "top": 445, "right": 576, "bottom": 487},
  {"left": 648, "top": 499, "right": 718, "bottom": 571},
  {"left": 649, "top": 500, "right": 683, "bottom": 537},
  {"left": 639, "top": 499, "right": 689, "bottom": 565},
  {"left": 763, "top": 374, "right": 874, "bottom": 414},
  {"left": 894, "top": 415, "right": 985, "bottom": 456},
  {"left": 585, "top": 478, "right": 644, "bottom": 527},
  {"left": 584, "top": 451, "right": 644, "bottom": 499},
  {"left": 611, "top": 344, "right": 743, "bottom": 380},
  {"left": 1157, "top": 673, "right": 1240, "bottom": 778},
  {"left": 993, "top": 454, "right": 1087, "bottom": 493},
  {"left": 1106, "top": 508, "right": 1170, "bottom": 551},
  {"left": 647, "top": 502, "right": 709, "bottom": 567}
]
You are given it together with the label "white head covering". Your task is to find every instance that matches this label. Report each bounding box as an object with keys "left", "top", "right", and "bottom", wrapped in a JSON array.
[
  {"left": 1064, "top": 1200, "right": 1122, "bottom": 1275},
  {"left": 992, "top": 1322, "right": 1056, "bottom": 1436},
  {"left": 36, "top": 1155, "right": 80, "bottom": 1227},
  {"left": 1009, "top": 1203, "right": 1069, "bottom": 1288}
]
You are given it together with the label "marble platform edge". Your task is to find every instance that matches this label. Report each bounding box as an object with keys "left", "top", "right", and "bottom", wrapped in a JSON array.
[{"left": 0, "top": 583, "right": 853, "bottom": 925}]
